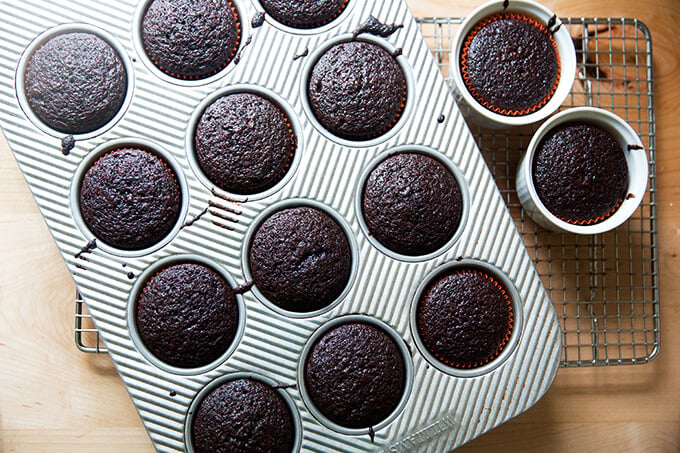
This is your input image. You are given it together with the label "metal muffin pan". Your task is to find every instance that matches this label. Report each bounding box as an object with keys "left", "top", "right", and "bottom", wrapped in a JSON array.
[{"left": 0, "top": 0, "right": 561, "bottom": 451}]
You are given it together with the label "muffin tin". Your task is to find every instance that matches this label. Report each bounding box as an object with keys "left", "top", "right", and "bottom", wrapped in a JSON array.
[{"left": 0, "top": 0, "right": 561, "bottom": 451}]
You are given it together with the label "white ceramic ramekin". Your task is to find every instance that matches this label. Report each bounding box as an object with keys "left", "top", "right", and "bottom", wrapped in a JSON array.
[
  {"left": 450, "top": 0, "right": 576, "bottom": 128},
  {"left": 516, "top": 107, "right": 648, "bottom": 234}
]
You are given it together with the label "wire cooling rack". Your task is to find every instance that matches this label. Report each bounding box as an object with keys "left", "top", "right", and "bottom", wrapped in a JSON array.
[{"left": 75, "top": 17, "right": 659, "bottom": 367}]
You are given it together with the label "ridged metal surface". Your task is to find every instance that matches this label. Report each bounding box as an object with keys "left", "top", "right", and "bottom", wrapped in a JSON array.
[{"left": 0, "top": 0, "right": 561, "bottom": 451}]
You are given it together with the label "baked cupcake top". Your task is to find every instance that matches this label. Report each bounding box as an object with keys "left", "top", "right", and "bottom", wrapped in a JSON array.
[
  {"left": 249, "top": 206, "right": 351, "bottom": 313},
  {"left": 461, "top": 13, "right": 559, "bottom": 116},
  {"left": 136, "top": 262, "right": 239, "bottom": 369},
  {"left": 78, "top": 148, "right": 181, "bottom": 251},
  {"left": 24, "top": 31, "right": 127, "bottom": 134},
  {"left": 308, "top": 41, "right": 406, "bottom": 140},
  {"left": 141, "top": 0, "right": 240, "bottom": 79},
  {"left": 194, "top": 92, "right": 295, "bottom": 195},
  {"left": 362, "top": 153, "right": 463, "bottom": 256},
  {"left": 416, "top": 268, "right": 513, "bottom": 368},
  {"left": 304, "top": 322, "right": 405, "bottom": 428},
  {"left": 260, "top": 0, "right": 348, "bottom": 28},
  {"left": 191, "top": 378, "right": 295, "bottom": 453},
  {"left": 532, "top": 122, "right": 629, "bottom": 224}
]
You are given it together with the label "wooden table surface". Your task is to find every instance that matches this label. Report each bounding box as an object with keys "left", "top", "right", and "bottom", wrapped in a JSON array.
[{"left": 1, "top": 0, "right": 679, "bottom": 451}]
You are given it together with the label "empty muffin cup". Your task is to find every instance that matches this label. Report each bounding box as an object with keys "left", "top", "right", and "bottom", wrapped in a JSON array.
[
  {"left": 450, "top": 0, "right": 575, "bottom": 128},
  {"left": 516, "top": 107, "right": 648, "bottom": 234}
]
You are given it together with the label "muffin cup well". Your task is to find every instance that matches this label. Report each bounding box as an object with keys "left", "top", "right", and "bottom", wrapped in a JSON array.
[
  {"left": 127, "top": 254, "right": 246, "bottom": 376},
  {"left": 184, "top": 372, "right": 303, "bottom": 453},
  {"left": 70, "top": 138, "right": 189, "bottom": 258},
  {"left": 297, "top": 314, "right": 414, "bottom": 436},
  {"left": 516, "top": 107, "right": 648, "bottom": 234},
  {"left": 133, "top": 0, "right": 247, "bottom": 86},
  {"left": 300, "top": 33, "right": 415, "bottom": 147},
  {"left": 409, "top": 260, "right": 523, "bottom": 378},
  {"left": 185, "top": 84, "right": 301, "bottom": 201},
  {"left": 253, "top": 0, "right": 354, "bottom": 34},
  {"left": 355, "top": 145, "right": 470, "bottom": 262},
  {"left": 450, "top": 0, "right": 576, "bottom": 128},
  {"left": 16, "top": 23, "right": 134, "bottom": 140},
  {"left": 241, "top": 198, "right": 359, "bottom": 318}
]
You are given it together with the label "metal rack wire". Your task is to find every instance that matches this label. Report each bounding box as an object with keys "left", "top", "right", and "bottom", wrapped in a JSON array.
[{"left": 75, "top": 17, "right": 659, "bottom": 367}]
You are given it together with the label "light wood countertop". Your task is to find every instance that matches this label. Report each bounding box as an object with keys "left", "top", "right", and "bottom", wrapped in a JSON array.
[{"left": 1, "top": 0, "right": 679, "bottom": 451}]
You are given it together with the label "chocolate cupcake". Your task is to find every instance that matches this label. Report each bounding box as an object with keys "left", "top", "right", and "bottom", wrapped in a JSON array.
[
  {"left": 260, "top": 0, "right": 348, "bottom": 28},
  {"left": 461, "top": 13, "right": 560, "bottom": 116},
  {"left": 136, "top": 262, "right": 239, "bottom": 369},
  {"left": 532, "top": 122, "right": 629, "bottom": 225},
  {"left": 362, "top": 153, "right": 463, "bottom": 256},
  {"left": 249, "top": 206, "right": 351, "bottom": 313},
  {"left": 141, "top": 0, "right": 241, "bottom": 80},
  {"left": 416, "top": 267, "right": 513, "bottom": 368},
  {"left": 304, "top": 322, "right": 406, "bottom": 428},
  {"left": 24, "top": 31, "right": 127, "bottom": 134},
  {"left": 308, "top": 41, "right": 406, "bottom": 140},
  {"left": 191, "top": 378, "right": 295, "bottom": 453},
  {"left": 79, "top": 148, "right": 181, "bottom": 251},
  {"left": 194, "top": 92, "right": 295, "bottom": 195}
]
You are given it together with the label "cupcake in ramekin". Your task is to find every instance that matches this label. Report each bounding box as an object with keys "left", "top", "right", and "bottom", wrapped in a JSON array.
[
  {"left": 451, "top": 0, "right": 576, "bottom": 128},
  {"left": 516, "top": 107, "right": 648, "bottom": 234}
]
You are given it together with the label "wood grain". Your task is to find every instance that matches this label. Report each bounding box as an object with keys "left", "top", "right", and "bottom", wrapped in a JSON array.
[{"left": 1, "top": 1, "right": 679, "bottom": 452}]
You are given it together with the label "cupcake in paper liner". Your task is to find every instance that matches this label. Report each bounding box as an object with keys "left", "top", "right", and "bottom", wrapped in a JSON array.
[
  {"left": 460, "top": 12, "right": 561, "bottom": 116},
  {"left": 415, "top": 267, "right": 514, "bottom": 370},
  {"left": 451, "top": 0, "right": 576, "bottom": 128}
]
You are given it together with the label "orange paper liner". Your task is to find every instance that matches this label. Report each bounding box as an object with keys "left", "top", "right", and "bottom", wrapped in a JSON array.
[
  {"left": 552, "top": 198, "right": 623, "bottom": 226},
  {"left": 460, "top": 13, "right": 561, "bottom": 117}
]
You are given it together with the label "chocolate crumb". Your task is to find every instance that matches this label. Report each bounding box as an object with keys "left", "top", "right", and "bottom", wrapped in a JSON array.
[
  {"left": 353, "top": 15, "right": 403, "bottom": 39},
  {"left": 61, "top": 135, "right": 75, "bottom": 155},
  {"left": 127, "top": 272, "right": 135, "bottom": 279},
  {"left": 628, "top": 144, "right": 644, "bottom": 151},
  {"left": 272, "top": 383, "right": 296, "bottom": 390},
  {"left": 75, "top": 239, "right": 97, "bottom": 259},
  {"left": 626, "top": 193, "right": 635, "bottom": 200},
  {"left": 293, "top": 47, "right": 309, "bottom": 61},
  {"left": 233, "top": 280, "right": 255, "bottom": 295},
  {"left": 503, "top": 0, "right": 509, "bottom": 8},
  {"left": 181, "top": 205, "right": 210, "bottom": 229},
  {"left": 437, "top": 114, "right": 446, "bottom": 123},
  {"left": 233, "top": 34, "right": 253, "bottom": 65},
  {"left": 252, "top": 11, "right": 266, "bottom": 28},
  {"left": 169, "top": 390, "right": 177, "bottom": 397},
  {"left": 392, "top": 48, "right": 403, "bottom": 58},
  {"left": 368, "top": 426, "right": 376, "bottom": 443}
]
